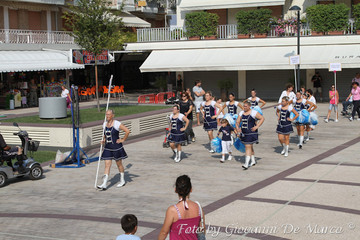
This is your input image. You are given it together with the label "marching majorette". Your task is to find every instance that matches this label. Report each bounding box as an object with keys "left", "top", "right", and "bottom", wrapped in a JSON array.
[
  {"left": 219, "top": 93, "right": 244, "bottom": 115},
  {"left": 200, "top": 91, "right": 223, "bottom": 153},
  {"left": 293, "top": 91, "right": 316, "bottom": 149},
  {"left": 97, "top": 109, "right": 130, "bottom": 190},
  {"left": 244, "top": 89, "right": 266, "bottom": 108},
  {"left": 236, "top": 101, "right": 264, "bottom": 170},
  {"left": 168, "top": 105, "right": 189, "bottom": 163},
  {"left": 276, "top": 96, "right": 299, "bottom": 157}
]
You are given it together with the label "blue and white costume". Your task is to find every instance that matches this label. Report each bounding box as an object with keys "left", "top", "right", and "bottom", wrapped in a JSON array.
[
  {"left": 248, "top": 97, "right": 260, "bottom": 107},
  {"left": 226, "top": 101, "right": 240, "bottom": 115},
  {"left": 168, "top": 113, "right": 186, "bottom": 144},
  {"left": 101, "top": 120, "right": 128, "bottom": 161},
  {"left": 293, "top": 99, "right": 307, "bottom": 125},
  {"left": 202, "top": 101, "right": 218, "bottom": 131},
  {"left": 239, "top": 110, "right": 259, "bottom": 144},
  {"left": 276, "top": 105, "right": 294, "bottom": 134}
]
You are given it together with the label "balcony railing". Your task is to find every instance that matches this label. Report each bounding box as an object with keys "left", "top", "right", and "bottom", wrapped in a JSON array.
[
  {"left": 0, "top": 29, "right": 75, "bottom": 44},
  {"left": 137, "top": 22, "right": 357, "bottom": 42}
]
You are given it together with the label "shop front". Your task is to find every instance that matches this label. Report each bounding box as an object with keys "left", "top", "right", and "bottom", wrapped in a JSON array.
[{"left": 0, "top": 50, "right": 84, "bottom": 109}]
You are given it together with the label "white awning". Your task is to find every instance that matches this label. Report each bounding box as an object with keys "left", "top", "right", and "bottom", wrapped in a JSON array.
[
  {"left": 0, "top": 50, "right": 85, "bottom": 73},
  {"left": 119, "top": 11, "right": 151, "bottom": 28},
  {"left": 179, "top": 0, "right": 285, "bottom": 11},
  {"left": 140, "top": 45, "right": 360, "bottom": 72}
]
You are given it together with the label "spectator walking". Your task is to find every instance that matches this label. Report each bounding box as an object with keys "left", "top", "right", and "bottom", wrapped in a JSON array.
[
  {"left": 346, "top": 82, "right": 360, "bottom": 121},
  {"left": 351, "top": 72, "right": 360, "bottom": 86},
  {"left": 192, "top": 80, "right": 205, "bottom": 125},
  {"left": 324, "top": 85, "right": 339, "bottom": 123}
]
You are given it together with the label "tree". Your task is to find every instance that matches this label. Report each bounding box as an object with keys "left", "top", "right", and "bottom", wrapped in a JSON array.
[{"left": 63, "top": 0, "right": 123, "bottom": 112}]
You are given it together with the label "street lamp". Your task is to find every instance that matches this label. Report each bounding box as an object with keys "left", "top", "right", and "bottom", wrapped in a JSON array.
[{"left": 289, "top": 5, "right": 301, "bottom": 92}]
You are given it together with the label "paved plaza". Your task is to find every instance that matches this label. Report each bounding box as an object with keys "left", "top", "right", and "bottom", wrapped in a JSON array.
[{"left": 0, "top": 103, "right": 359, "bottom": 240}]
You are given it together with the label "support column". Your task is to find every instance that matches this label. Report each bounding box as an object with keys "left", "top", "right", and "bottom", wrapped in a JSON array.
[
  {"left": 47, "top": 10, "right": 52, "bottom": 43},
  {"left": 4, "top": 6, "right": 9, "bottom": 43},
  {"left": 306, "top": 69, "right": 315, "bottom": 91},
  {"left": 238, "top": 70, "right": 246, "bottom": 99}
]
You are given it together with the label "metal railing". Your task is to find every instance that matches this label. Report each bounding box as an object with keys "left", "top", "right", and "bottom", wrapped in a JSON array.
[
  {"left": 0, "top": 29, "right": 75, "bottom": 44},
  {"left": 217, "top": 24, "right": 238, "bottom": 39},
  {"left": 137, "top": 21, "right": 358, "bottom": 42}
]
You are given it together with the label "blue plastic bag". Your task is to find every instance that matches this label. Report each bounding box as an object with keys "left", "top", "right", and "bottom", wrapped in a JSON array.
[
  {"left": 210, "top": 137, "right": 222, "bottom": 153},
  {"left": 251, "top": 106, "right": 263, "bottom": 116},
  {"left": 309, "top": 112, "right": 318, "bottom": 125},
  {"left": 290, "top": 112, "right": 297, "bottom": 121},
  {"left": 298, "top": 109, "right": 310, "bottom": 124},
  {"left": 233, "top": 138, "right": 245, "bottom": 153}
]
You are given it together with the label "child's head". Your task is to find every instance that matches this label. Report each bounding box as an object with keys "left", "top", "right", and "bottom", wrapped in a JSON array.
[
  {"left": 215, "top": 97, "right": 222, "bottom": 103},
  {"left": 121, "top": 214, "right": 138, "bottom": 234},
  {"left": 221, "top": 118, "right": 229, "bottom": 126}
]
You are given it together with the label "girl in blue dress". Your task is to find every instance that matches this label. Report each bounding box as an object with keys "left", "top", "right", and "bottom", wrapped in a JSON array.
[
  {"left": 244, "top": 89, "right": 266, "bottom": 108},
  {"left": 200, "top": 92, "right": 223, "bottom": 153},
  {"left": 236, "top": 101, "right": 264, "bottom": 170},
  {"left": 219, "top": 93, "right": 243, "bottom": 115},
  {"left": 276, "top": 96, "right": 299, "bottom": 157},
  {"left": 97, "top": 109, "right": 130, "bottom": 190},
  {"left": 292, "top": 91, "right": 316, "bottom": 149},
  {"left": 168, "top": 105, "right": 189, "bottom": 162}
]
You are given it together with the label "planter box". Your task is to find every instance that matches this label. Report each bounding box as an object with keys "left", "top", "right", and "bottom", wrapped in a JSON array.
[
  {"left": 328, "top": 31, "right": 344, "bottom": 35},
  {"left": 253, "top": 33, "right": 267, "bottom": 38},
  {"left": 311, "top": 31, "right": 324, "bottom": 36},
  {"left": 238, "top": 34, "right": 250, "bottom": 39},
  {"left": 188, "top": 36, "right": 201, "bottom": 40},
  {"left": 204, "top": 35, "right": 217, "bottom": 40}
]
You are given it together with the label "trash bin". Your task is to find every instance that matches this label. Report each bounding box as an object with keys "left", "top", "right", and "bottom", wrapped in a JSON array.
[
  {"left": 9, "top": 100, "right": 14, "bottom": 110},
  {"left": 39, "top": 97, "right": 67, "bottom": 119}
]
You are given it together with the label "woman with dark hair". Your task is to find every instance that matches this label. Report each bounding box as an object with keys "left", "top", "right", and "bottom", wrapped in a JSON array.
[
  {"left": 276, "top": 96, "right": 299, "bottom": 157},
  {"left": 278, "top": 84, "right": 296, "bottom": 104},
  {"left": 179, "top": 92, "right": 195, "bottom": 143},
  {"left": 304, "top": 89, "right": 317, "bottom": 142},
  {"left": 219, "top": 92, "right": 243, "bottom": 115},
  {"left": 293, "top": 91, "right": 316, "bottom": 149},
  {"left": 236, "top": 101, "right": 265, "bottom": 170},
  {"left": 168, "top": 105, "right": 189, "bottom": 162},
  {"left": 324, "top": 85, "right": 339, "bottom": 123},
  {"left": 158, "top": 175, "right": 205, "bottom": 240},
  {"left": 346, "top": 82, "right": 360, "bottom": 121},
  {"left": 200, "top": 91, "right": 222, "bottom": 152},
  {"left": 244, "top": 89, "right": 266, "bottom": 108}
]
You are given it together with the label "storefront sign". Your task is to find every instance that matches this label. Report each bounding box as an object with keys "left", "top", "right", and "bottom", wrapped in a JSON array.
[
  {"left": 289, "top": 55, "right": 300, "bottom": 65},
  {"left": 329, "top": 63, "right": 342, "bottom": 72},
  {"left": 72, "top": 50, "right": 109, "bottom": 65}
]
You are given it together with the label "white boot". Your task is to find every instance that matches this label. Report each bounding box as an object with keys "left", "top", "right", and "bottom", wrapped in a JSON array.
[
  {"left": 175, "top": 151, "right": 182, "bottom": 163},
  {"left": 280, "top": 144, "right": 285, "bottom": 155},
  {"left": 173, "top": 149, "right": 178, "bottom": 161},
  {"left": 284, "top": 145, "right": 289, "bottom": 157},
  {"left": 250, "top": 155, "right": 256, "bottom": 167},
  {"left": 97, "top": 174, "right": 108, "bottom": 190},
  {"left": 305, "top": 133, "right": 310, "bottom": 142},
  {"left": 299, "top": 136, "right": 304, "bottom": 149},
  {"left": 117, "top": 172, "right": 125, "bottom": 188},
  {"left": 242, "top": 156, "right": 250, "bottom": 170}
]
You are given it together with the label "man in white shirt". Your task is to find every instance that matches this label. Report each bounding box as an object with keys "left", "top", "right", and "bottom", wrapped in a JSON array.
[{"left": 192, "top": 80, "right": 205, "bottom": 126}]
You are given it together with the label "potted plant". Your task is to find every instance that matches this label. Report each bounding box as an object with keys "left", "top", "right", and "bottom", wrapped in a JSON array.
[
  {"left": 154, "top": 75, "right": 167, "bottom": 92},
  {"left": 253, "top": 9, "right": 272, "bottom": 38},
  {"left": 353, "top": 4, "right": 360, "bottom": 34},
  {"left": 307, "top": 4, "right": 349, "bottom": 36},
  {"left": 217, "top": 79, "right": 234, "bottom": 101},
  {"left": 236, "top": 9, "right": 272, "bottom": 39},
  {"left": 185, "top": 11, "right": 219, "bottom": 40},
  {"left": 204, "top": 13, "right": 219, "bottom": 39},
  {"left": 236, "top": 10, "right": 251, "bottom": 38}
]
